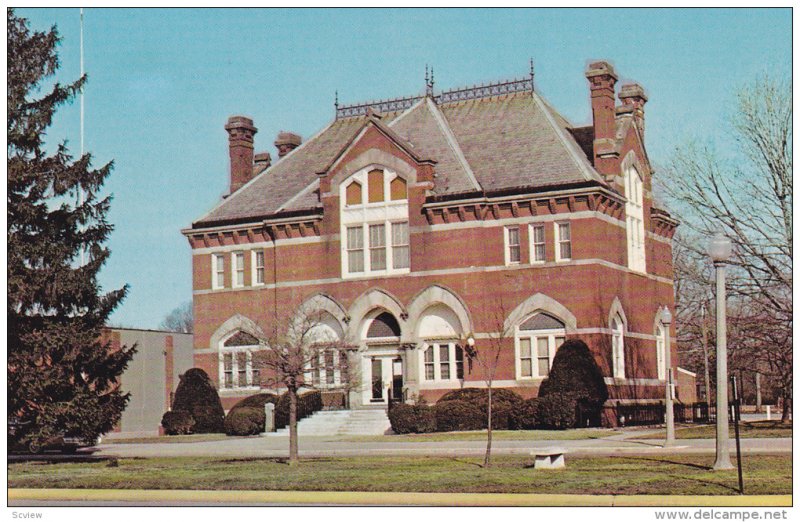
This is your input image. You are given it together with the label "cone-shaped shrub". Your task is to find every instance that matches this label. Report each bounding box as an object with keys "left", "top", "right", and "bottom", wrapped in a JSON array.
[
  {"left": 171, "top": 368, "right": 225, "bottom": 433},
  {"left": 538, "top": 339, "right": 608, "bottom": 427}
]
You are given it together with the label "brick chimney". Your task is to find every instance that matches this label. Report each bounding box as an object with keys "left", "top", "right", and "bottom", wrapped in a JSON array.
[
  {"left": 585, "top": 61, "right": 619, "bottom": 175},
  {"left": 225, "top": 116, "right": 258, "bottom": 194},
  {"left": 618, "top": 83, "right": 647, "bottom": 139},
  {"left": 253, "top": 152, "right": 272, "bottom": 176},
  {"left": 274, "top": 131, "right": 302, "bottom": 158}
]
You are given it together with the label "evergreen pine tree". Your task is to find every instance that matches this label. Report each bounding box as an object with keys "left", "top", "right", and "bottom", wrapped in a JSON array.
[{"left": 8, "top": 9, "right": 134, "bottom": 448}]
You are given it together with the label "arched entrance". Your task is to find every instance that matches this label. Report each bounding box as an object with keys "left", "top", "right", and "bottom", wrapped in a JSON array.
[{"left": 360, "top": 310, "right": 403, "bottom": 406}]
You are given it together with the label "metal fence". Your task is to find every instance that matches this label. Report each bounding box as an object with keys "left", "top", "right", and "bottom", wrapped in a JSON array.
[{"left": 607, "top": 402, "right": 716, "bottom": 427}]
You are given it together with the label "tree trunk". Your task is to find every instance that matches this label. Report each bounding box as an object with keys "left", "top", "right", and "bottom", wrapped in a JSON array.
[
  {"left": 288, "top": 386, "right": 299, "bottom": 465},
  {"left": 781, "top": 391, "right": 791, "bottom": 422},
  {"left": 701, "top": 305, "right": 712, "bottom": 404},
  {"left": 755, "top": 372, "right": 762, "bottom": 413},
  {"left": 484, "top": 385, "right": 493, "bottom": 468}
]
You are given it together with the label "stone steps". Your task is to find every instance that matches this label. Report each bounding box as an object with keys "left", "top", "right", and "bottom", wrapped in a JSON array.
[{"left": 264, "top": 409, "right": 392, "bottom": 437}]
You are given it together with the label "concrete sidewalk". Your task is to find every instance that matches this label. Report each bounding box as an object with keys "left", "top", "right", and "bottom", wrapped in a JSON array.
[
  {"left": 8, "top": 488, "right": 793, "bottom": 507},
  {"left": 77, "top": 431, "right": 791, "bottom": 459}
]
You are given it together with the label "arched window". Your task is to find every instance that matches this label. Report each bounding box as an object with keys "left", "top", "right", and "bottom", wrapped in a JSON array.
[
  {"left": 611, "top": 315, "right": 625, "bottom": 378},
  {"left": 655, "top": 323, "right": 667, "bottom": 380},
  {"left": 304, "top": 311, "right": 347, "bottom": 389},
  {"left": 515, "top": 313, "right": 566, "bottom": 380},
  {"left": 417, "top": 304, "right": 464, "bottom": 383},
  {"left": 366, "top": 311, "right": 401, "bottom": 339},
  {"left": 340, "top": 166, "right": 410, "bottom": 277},
  {"left": 624, "top": 166, "right": 646, "bottom": 272},
  {"left": 219, "top": 331, "right": 261, "bottom": 390}
]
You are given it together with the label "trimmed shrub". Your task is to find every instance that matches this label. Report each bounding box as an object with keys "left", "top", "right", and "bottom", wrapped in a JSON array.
[
  {"left": 388, "top": 404, "right": 436, "bottom": 434},
  {"left": 509, "top": 398, "right": 541, "bottom": 430},
  {"left": 229, "top": 393, "right": 278, "bottom": 413},
  {"left": 434, "top": 400, "right": 484, "bottom": 432},
  {"left": 536, "top": 393, "right": 580, "bottom": 430},
  {"left": 538, "top": 339, "right": 609, "bottom": 427},
  {"left": 438, "top": 388, "right": 524, "bottom": 430},
  {"left": 171, "top": 368, "right": 225, "bottom": 433},
  {"left": 274, "top": 390, "right": 324, "bottom": 429},
  {"left": 224, "top": 407, "right": 266, "bottom": 436},
  {"left": 161, "top": 410, "right": 195, "bottom": 435}
]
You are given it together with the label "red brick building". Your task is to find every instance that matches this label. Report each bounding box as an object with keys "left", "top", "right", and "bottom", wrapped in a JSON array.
[{"left": 183, "top": 61, "right": 692, "bottom": 414}]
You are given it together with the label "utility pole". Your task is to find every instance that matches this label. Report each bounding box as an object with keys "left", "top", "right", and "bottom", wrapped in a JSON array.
[{"left": 79, "top": 8, "right": 85, "bottom": 266}]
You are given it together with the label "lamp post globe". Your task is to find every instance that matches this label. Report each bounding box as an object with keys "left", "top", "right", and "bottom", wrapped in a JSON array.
[
  {"left": 709, "top": 232, "right": 734, "bottom": 470},
  {"left": 708, "top": 233, "right": 732, "bottom": 263}
]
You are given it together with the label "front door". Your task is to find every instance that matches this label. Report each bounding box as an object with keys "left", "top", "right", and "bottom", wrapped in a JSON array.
[
  {"left": 371, "top": 358, "right": 384, "bottom": 402},
  {"left": 391, "top": 358, "right": 403, "bottom": 402}
]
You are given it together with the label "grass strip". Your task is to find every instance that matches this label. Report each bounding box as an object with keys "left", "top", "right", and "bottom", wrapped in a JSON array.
[{"left": 8, "top": 454, "right": 791, "bottom": 496}]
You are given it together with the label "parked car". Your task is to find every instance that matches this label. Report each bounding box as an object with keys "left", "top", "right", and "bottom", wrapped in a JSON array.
[{"left": 8, "top": 420, "right": 96, "bottom": 454}]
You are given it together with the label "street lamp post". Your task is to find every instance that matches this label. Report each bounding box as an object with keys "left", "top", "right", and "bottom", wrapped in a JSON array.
[
  {"left": 708, "top": 232, "right": 734, "bottom": 470},
  {"left": 662, "top": 306, "right": 675, "bottom": 447}
]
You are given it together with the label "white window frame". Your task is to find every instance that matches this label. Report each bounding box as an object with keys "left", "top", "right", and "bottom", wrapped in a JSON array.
[
  {"left": 529, "top": 223, "right": 546, "bottom": 264},
  {"left": 554, "top": 221, "right": 572, "bottom": 262},
  {"left": 625, "top": 166, "right": 647, "bottom": 273},
  {"left": 219, "top": 347, "right": 259, "bottom": 391},
  {"left": 656, "top": 323, "right": 667, "bottom": 380},
  {"left": 339, "top": 166, "right": 410, "bottom": 279},
  {"left": 391, "top": 221, "right": 410, "bottom": 269},
  {"left": 419, "top": 341, "right": 464, "bottom": 383},
  {"left": 504, "top": 226, "right": 521, "bottom": 265},
  {"left": 212, "top": 253, "right": 225, "bottom": 289},
  {"left": 515, "top": 327, "right": 566, "bottom": 380},
  {"left": 251, "top": 250, "right": 265, "bottom": 286},
  {"left": 611, "top": 315, "right": 626, "bottom": 379},
  {"left": 309, "top": 348, "right": 342, "bottom": 389},
  {"left": 231, "top": 251, "right": 245, "bottom": 288}
]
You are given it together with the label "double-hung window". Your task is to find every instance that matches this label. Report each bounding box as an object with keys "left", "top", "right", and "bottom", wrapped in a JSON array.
[
  {"left": 421, "top": 342, "right": 464, "bottom": 382},
  {"left": 212, "top": 254, "right": 225, "bottom": 289},
  {"left": 369, "top": 224, "right": 386, "bottom": 271},
  {"left": 505, "top": 226, "right": 521, "bottom": 265},
  {"left": 347, "top": 226, "right": 365, "bottom": 273},
  {"left": 424, "top": 347, "right": 435, "bottom": 380},
  {"left": 612, "top": 315, "right": 626, "bottom": 378},
  {"left": 222, "top": 353, "right": 233, "bottom": 388},
  {"left": 530, "top": 224, "right": 546, "bottom": 263},
  {"left": 515, "top": 313, "right": 566, "bottom": 380},
  {"left": 252, "top": 250, "right": 265, "bottom": 285},
  {"left": 231, "top": 251, "right": 245, "bottom": 287},
  {"left": 625, "top": 166, "right": 646, "bottom": 272},
  {"left": 392, "top": 222, "right": 410, "bottom": 269},
  {"left": 555, "top": 222, "right": 572, "bottom": 261}
]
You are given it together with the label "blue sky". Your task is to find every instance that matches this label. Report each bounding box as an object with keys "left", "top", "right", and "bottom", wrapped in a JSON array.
[{"left": 16, "top": 8, "right": 791, "bottom": 329}]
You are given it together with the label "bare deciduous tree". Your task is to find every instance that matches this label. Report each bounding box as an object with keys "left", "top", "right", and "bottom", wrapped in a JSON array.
[
  {"left": 661, "top": 73, "right": 791, "bottom": 419},
  {"left": 465, "top": 298, "right": 514, "bottom": 468},
  {"left": 160, "top": 302, "right": 193, "bottom": 334},
  {"left": 252, "top": 303, "right": 354, "bottom": 465}
]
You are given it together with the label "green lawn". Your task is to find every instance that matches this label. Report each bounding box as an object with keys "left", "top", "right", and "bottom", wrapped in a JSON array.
[
  {"left": 8, "top": 454, "right": 790, "bottom": 495},
  {"left": 632, "top": 421, "right": 792, "bottom": 440},
  {"left": 341, "top": 428, "right": 616, "bottom": 443}
]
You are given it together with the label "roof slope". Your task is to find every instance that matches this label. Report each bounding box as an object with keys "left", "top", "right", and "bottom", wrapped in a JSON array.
[
  {"left": 194, "top": 87, "right": 606, "bottom": 228},
  {"left": 440, "top": 91, "right": 603, "bottom": 192}
]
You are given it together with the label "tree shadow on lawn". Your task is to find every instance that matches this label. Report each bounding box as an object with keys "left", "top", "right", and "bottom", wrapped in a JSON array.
[
  {"left": 623, "top": 456, "right": 740, "bottom": 494},
  {"left": 216, "top": 457, "right": 352, "bottom": 466}
]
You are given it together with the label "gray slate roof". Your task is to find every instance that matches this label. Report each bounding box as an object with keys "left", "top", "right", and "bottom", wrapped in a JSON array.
[{"left": 194, "top": 89, "right": 606, "bottom": 228}]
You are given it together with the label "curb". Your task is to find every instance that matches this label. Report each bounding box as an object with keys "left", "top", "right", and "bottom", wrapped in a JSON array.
[{"left": 8, "top": 489, "right": 792, "bottom": 507}]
